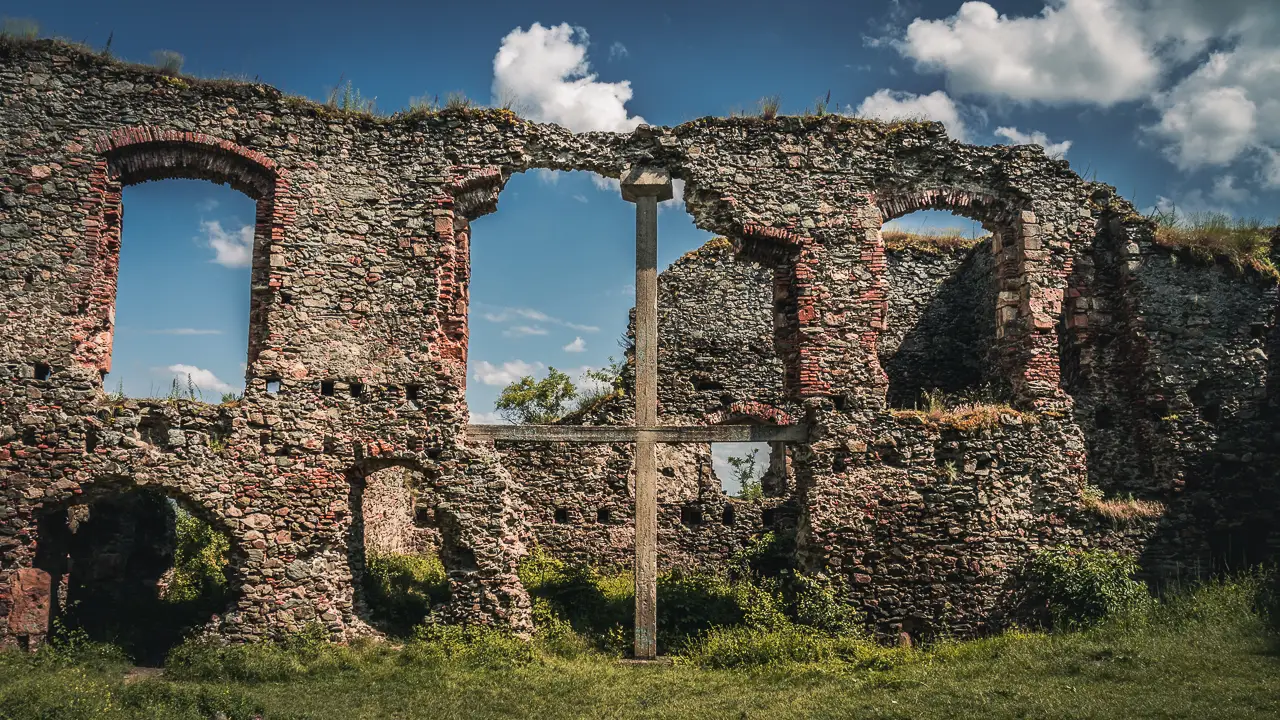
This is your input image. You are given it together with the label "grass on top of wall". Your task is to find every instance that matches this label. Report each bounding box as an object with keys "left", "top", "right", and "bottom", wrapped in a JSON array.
[
  {"left": 1080, "top": 484, "right": 1167, "bottom": 523},
  {"left": 882, "top": 228, "right": 986, "bottom": 255},
  {"left": 892, "top": 389, "right": 1035, "bottom": 431},
  {"left": 1152, "top": 210, "right": 1279, "bottom": 281},
  {"left": 1, "top": 570, "right": 1276, "bottom": 720}
]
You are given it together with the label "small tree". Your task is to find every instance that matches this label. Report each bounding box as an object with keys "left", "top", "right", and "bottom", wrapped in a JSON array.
[
  {"left": 572, "top": 356, "right": 626, "bottom": 413},
  {"left": 495, "top": 367, "right": 577, "bottom": 424},
  {"left": 727, "top": 449, "right": 762, "bottom": 501}
]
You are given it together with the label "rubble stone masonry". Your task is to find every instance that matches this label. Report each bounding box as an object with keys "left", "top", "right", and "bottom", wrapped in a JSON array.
[{"left": 1, "top": 39, "right": 1277, "bottom": 645}]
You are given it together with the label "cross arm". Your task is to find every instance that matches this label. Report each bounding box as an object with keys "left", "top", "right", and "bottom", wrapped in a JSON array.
[{"left": 465, "top": 424, "right": 809, "bottom": 443}]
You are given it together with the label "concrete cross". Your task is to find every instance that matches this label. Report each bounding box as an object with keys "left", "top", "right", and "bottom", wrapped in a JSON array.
[{"left": 469, "top": 166, "right": 806, "bottom": 659}]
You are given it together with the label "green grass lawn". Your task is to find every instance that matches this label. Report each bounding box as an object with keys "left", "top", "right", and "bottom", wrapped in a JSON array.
[{"left": 1, "top": 578, "right": 1277, "bottom": 720}]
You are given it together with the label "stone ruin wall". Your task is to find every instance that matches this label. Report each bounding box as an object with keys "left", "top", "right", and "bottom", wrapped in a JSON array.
[{"left": 1, "top": 38, "right": 1277, "bottom": 646}]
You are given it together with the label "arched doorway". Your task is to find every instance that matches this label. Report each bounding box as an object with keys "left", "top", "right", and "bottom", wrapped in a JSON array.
[
  {"left": 33, "top": 484, "right": 240, "bottom": 664},
  {"left": 347, "top": 463, "right": 454, "bottom": 636}
]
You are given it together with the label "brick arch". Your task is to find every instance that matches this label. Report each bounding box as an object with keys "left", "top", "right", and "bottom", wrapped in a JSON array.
[
  {"left": 703, "top": 401, "right": 795, "bottom": 427},
  {"left": 867, "top": 186, "right": 1063, "bottom": 407},
  {"left": 74, "top": 128, "right": 294, "bottom": 385},
  {"left": 736, "top": 224, "right": 828, "bottom": 399},
  {"left": 873, "top": 187, "right": 1023, "bottom": 227}
]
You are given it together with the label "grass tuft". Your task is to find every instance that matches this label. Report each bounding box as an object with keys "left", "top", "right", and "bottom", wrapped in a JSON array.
[
  {"left": 325, "top": 76, "right": 377, "bottom": 115},
  {"left": 758, "top": 95, "right": 781, "bottom": 120},
  {"left": 882, "top": 227, "right": 987, "bottom": 255},
  {"left": 1151, "top": 209, "right": 1278, "bottom": 281},
  {"left": 893, "top": 401, "right": 1033, "bottom": 431},
  {"left": 151, "top": 49, "right": 184, "bottom": 76},
  {"left": 1080, "top": 484, "right": 1166, "bottom": 522},
  {"left": 0, "top": 16, "right": 39, "bottom": 40}
]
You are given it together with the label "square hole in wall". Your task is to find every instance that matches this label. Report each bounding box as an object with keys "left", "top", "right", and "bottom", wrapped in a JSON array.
[
  {"left": 554, "top": 508, "right": 570, "bottom": 524},
  {"left": 762, "top": 508, "right": 777, "bottom": 528},
  {"left": 680, "top": 506, "right": 703, "bottom": 527},
  {"left": 721, "top": 504, "right": 736, "bottom": 525},
  {"left": 350, "top": 382, "right": 365, "bottom": 398},
  {"left": 406, "top": 385, "right": 420, "bottom": 404},
  {"left": 596, "top": 507, "right": 611, "bottom": 524},
  {"left": 413, "top": 505, "right": 435, "bottom": 527},
  {"left": 266, "top": 379, "right": 281, "bottom": 394},
  {"left": 33, "top": 363, "right": 51, "bottom": 381},
  {"left": 320, "top": 380, "right": 335, "bottom": 396}
]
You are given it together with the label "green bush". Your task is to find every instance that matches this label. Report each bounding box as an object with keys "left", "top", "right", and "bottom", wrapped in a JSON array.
[
  {"left": 518, "top": 542, "right": 861, "bottom": 655},
  {"left": 363, "top": 551, "right": 449, "bottom": 636},
  {"left": 164, "top": 505, "right": 230, "bottom": 603},
  {"left": 1028, "top": 547, "right": 1152, "bottom": 628}
]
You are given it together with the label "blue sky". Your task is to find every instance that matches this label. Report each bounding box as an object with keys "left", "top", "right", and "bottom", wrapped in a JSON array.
[{"left": 16, "top": 0, "right": 1280, "bottom": 439}]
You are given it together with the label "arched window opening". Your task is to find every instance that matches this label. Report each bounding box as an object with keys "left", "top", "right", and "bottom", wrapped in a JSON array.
[
  {"left": 33, "top": 487, "right": 236, "bottom": 665},
  {"left": 102, "top": 179, "right": 253, "bottom": 402},
  {"left": 879, "top": 209, "right": 1006, "bottom": 409},
  {"left": 351, "top": 466, "right": 449, "bottom": 637}
]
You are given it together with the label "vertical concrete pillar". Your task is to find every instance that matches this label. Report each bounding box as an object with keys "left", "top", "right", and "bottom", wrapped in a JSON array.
[{"left": 621, "top": 167, "right": 672, "bottom": 659}]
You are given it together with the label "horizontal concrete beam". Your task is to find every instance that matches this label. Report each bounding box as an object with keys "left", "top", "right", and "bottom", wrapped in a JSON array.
[{"left": 465, "top": 424, "right": 809, "bottom": 444}]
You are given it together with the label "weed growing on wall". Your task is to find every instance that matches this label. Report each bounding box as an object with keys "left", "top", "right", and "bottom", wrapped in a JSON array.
[
  {"left": 1151, "top": 209, "right": 1278, "bottom": 281},
  {"left": 151, "top": 49, "right": 183, "bottom": 75},
  {"left": 0, "top": 17, "right": 39, "bottom": 40},
  {"left": 1027, "top": 547, "right": 1151, "bottom": 629}
]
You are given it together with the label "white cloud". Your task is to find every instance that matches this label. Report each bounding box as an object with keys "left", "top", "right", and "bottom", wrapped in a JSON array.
[
  {"left": 854, "top": 89, "right": 969, "bottom": 141},
  {"left": 196, "top": 198, "right": 220, "bottom": 213},
  {"left": 200, "top": 220, "right": 253, "bottom": 268},
  {"left": 993, "top": 127, "right": 1073, "bottom": 158},
  {"left": 473, "top": 360, "right": 543, "bottom": 386},
  {"left": 532, "top": 168, "right": 560, "bottom": 185},
  {"left": 503, "top": 325, "right": 549, "bottom": 338},
  {"left": 164, "top": 364, "right": 234, "bottom": 394},
  {"left": 481, "top": 306, "right": 599, "bottom": 333},
  {"left": 469, "top": 409, "right": 508, "bottom": 424},
  {"left": 492, "top": 22, "right": 645, "bottom": 133},
  {"left": 1262, "top": 149, "right": 1280, "bottom": 189},
  {"left": 146, "top": 328, "right": 223, "bottom": 335},
  {"left": 566, "top": 365, "right": 612, "bottom": 395},
  {"left": 591, "top": 175, "right": 621, "bottom": 192},
  {"left": 879, "top": 0, "right": 1280, "bottom": 185},
  {"left": 895, "top": 0, "right": 1161, "bottom": 106},
  {"left": 1149, "top": 175, "right": 1255, "bottom": 220},
  {"left": 1147, "top": 42, "right": 1280, "bottom": 174},
  {"left": 608, "top": 41, "right": 628, "bottom": 60},
  {"left": 572, "top": 194, "right": 588, "bottom": 203},
  {"left": 563, "top": 337, "right": 586, "bottom": 352},
  {"left": 1209, "top": 175, "right": 1252, "bottom": 205}
]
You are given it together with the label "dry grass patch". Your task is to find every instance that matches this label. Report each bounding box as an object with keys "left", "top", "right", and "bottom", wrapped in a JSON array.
[
  {"left": 882, "top": 228, "right": 986, "bottom": 255},
  {"left": 1081, "top": 485, "right": 1166, "bottom": 522},
  {"left": 892, "top": 402, "right": 1034, "bottom": 431},
  {"left": 1152, "top": 210, "right": 1278, "bottom": 281}
]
